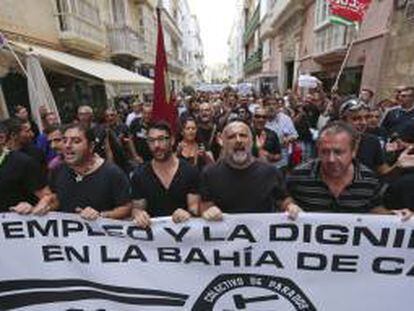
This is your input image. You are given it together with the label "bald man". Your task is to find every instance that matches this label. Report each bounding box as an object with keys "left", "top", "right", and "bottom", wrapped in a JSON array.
[{"left": 200, "top": 121, "right": 300, "bottom": 220}]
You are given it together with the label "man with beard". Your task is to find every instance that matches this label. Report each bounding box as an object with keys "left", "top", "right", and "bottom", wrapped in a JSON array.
[
  {"left": 200, "top": 121, "right": 300, "bottom": 220},
  {"left": 49, "top": 124, "right": 131, "bottom": 220},
  {"left": 131, "top": 122, "right": 200, "bottom": 228},
  {"left": 287, "top": 121, "right": 411, "bottom": 219}
]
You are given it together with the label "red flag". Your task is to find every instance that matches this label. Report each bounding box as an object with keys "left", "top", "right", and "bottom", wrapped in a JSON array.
[
  {"left": 152, "top": 7, "right": 177, "bottom": 133},
  {"left": 328, "top": 0, "right": 372, "bottom": 23}
]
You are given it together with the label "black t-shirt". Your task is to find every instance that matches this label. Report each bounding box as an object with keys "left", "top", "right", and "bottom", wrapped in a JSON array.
[
  {"left": 384, "top": 171, "right": 414, "bottom": 210},
  {"left": 200, "top": 160, "right": 288, "bottom": 213},
  {"left": 0, "top": 151, "right": 46, "bottom": 211},
  {"left": 303, "top": 104, "right": 320, "bottom": 129},
  {"left": 252, "top": 128, "right": 281, "bottom": 157},
  {"left": 93, "top": 124, "right": 131, "bottom": 172},
  {"left": 294, "top": 113, "right": 313, "bottom": 142},
  {"left": 20, "top": 144, "right": 47, "bottom": 175},
  {"left": 381, "top": 107, "right": 414, "bottom": 135},
  {"left": 197, "top": 124, "right": 221, "bottom": 159},
  {"left": 131, "top": 159, "right": 200, "bottom": 217},
  {"left": 49, "top": 161, "right": 131, "bottom": 213},
  {"left": 357, "top": 133, "right": 385, "bottom": 173},
  {"left": 129, "top": 119, "right": 152, "bottom": 162}
]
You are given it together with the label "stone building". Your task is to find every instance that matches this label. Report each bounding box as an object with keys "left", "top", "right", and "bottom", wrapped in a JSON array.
[{"left": 0, "top": 0, "right": 203, "bottom": 119}]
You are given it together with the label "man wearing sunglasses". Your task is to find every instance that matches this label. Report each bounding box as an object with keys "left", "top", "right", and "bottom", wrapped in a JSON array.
[
  {"left": 131, "top": 121, "right": 200, "bottom": 228},
  {"left": 339, "top": 98, "right": 383, "bottom": 173},
  {"left": 251, "top": 107, "right": 281, "bottom": 163}
]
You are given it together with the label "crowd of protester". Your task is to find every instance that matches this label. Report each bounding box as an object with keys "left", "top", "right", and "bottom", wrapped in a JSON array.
[{"left": 1, "top": 84, "right": 414, "bottom": 225}]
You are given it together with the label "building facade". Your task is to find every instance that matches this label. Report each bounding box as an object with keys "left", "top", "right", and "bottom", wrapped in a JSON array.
[
  {"left": 0, "top": 0, "right": 203, "bottom": 119},
  {"left": 377, "top": 0, "right": 414, "bottom": 99},
  {"left": 298, "top": 0, "right": 391, "bottom": 96},
  {"left": 228, "top": 0, "right": 245, "bottom": 84},
  {"left": 233, "top": 0, "right": 414, "bottom": 98},
  {"left": 242, "top": 0, "right": 262, "bottom": 90}
]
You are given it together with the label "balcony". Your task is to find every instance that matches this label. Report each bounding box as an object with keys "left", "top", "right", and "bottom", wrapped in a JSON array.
[
  {"left": 168, "top": 57, "right": 184, "bottom": 73},
  {"left": 244, "top": 4, "right": 260, "bottom": 44},
  {"left": 55, "top": 0, "right": 105, "bottom": 53},
  {"left": 244, "top": 46, "right": 263, "bottom": 75},
  {"left": 161, "top": 8, "right": 182, "bottom": 43},
  {"left": 108, "top": 24, "right": 145, "bottom": 59},
  {"left": 261, "top": 0, "right": 304, "bottom": 39},
  {"left": 313, "top": 24, "right": 356, "bottom": 64}
]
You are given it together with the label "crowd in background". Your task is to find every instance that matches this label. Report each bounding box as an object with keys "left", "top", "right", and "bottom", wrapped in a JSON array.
[{"left": 1, "top": 83, "right": 414, "bottom": 224}]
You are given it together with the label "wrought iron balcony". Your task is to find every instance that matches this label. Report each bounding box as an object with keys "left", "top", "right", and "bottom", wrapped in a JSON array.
[
  {"left": 107, "top": 24, "right": 145, "bottom": 59},
  {"left": 244, "top": 45, "right": 263, "bottom": 75},
  {"left": 243, "top": 4, "right": 260, "bottom": 44},
  {"left": 55, "top": 0, "right": 105, "bottom": 53}
]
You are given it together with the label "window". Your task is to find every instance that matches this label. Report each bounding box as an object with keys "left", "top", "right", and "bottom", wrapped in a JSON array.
[
  {"left": 315, "top": 0, "right": 330, "bottom": 26},
  {"left": 406, "top": 0, "right": 414, "bottom": 21},
  {"left": 111, "top": 0, "right": 125, "bottom": 24}
]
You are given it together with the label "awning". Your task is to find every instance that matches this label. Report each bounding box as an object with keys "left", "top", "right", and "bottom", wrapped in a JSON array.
[{"left": 10, "top": 41, "right": 153, "bottom": 98}]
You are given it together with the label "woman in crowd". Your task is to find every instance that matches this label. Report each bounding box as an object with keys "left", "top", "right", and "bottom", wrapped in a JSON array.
[{"left": 176, "top": 117, "right": 215, "bottom": 170}]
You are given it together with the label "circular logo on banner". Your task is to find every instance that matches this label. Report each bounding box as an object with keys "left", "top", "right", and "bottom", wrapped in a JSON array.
[{"left": 192, "top": 274, "right": 316, "bottom": 311}]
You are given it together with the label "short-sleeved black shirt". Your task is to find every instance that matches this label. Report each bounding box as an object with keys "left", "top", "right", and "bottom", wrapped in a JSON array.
[
  {"left": 384, "top": 171, "right": 414, "bottom": 210},
  {"left": 49, "top": 161, "right": 131, "bottom": 212},
  {"left": 252, "top": 128, "right": 281, "bottom": 157},
  {"left": 287, "top": 160, "right": 382, "bottom": 213},
  {"left": 129, "top": 119, "right": 152, "bottom": 162},
  {"left": 0, "top": 151, "right": 46, "bottom": 211},
  {"left": 381, "top": 107, "right": 414, "bottom": 135},
  {"left": 357, "top": 133, "right": 385, "bottom": 173},
  {"left": 200, "top": 160, "right": 288, "bottom": 213},
  {"left": 131, "top": 159, "right": 200, "bottom": 217},
  {"left": 197, "top": 125, "right": 221, "bottom": 159}
]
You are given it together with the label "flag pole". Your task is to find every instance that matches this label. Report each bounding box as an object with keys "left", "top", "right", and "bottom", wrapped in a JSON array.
[
  {"left": 331, "top": 21, "right": 361, "bottom": 93},
  {"left": 331, "top": 37, "right": 355, "bottom": 93}
]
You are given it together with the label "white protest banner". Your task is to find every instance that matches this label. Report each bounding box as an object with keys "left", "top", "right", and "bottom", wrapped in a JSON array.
[{"left": 0, "top": 212, "right": 413, "bottom": 310}]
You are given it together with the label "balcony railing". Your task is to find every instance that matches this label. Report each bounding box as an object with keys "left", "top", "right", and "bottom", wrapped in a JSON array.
[
  {"left": 244, "top": 45, "right": 263, "bottom": 75},
  {"left": 243, "top": 4, "right": 260, "bottom": 44},
  {"left": 261, "top": 0, "right": 302, "bottom": 38},
  {"left": 314, "top": 23, "right": 356, "bottom": 55},
  {"left": 108, "top": 25, "right": 145, "bottom": 59},
  {"left": 55, "top": 0, "right": 105, "bottom": 52},
  {"left": 168, "top": 57, "right": 184, "bottom": 72}
]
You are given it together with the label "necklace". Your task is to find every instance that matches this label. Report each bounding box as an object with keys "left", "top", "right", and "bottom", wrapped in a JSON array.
[
  {"left": 74, "top": 174, "right": 84, "bottom": 183},
  {"left": 73, "top": 155, "right": 103, "bottom": 183},
  {"left": 0, "top": 149, "right": 10, "bottom": 167}
]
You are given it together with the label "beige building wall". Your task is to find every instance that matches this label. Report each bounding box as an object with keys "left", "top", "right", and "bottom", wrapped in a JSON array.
[
  {"left": 377, "top": 3, "right": 414, "bottom": 100},
  {"left": 0, "top": 0, "right": 60, "bottom": 47},
  {"left": 141, "top": 2, "right": 157, "bottom": 66},
  {"left": 346, "top": 0, "right": 393, "bottom": 94},
  {"left": 298, "top": 0, "right": 393, "bottom": 96}
]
